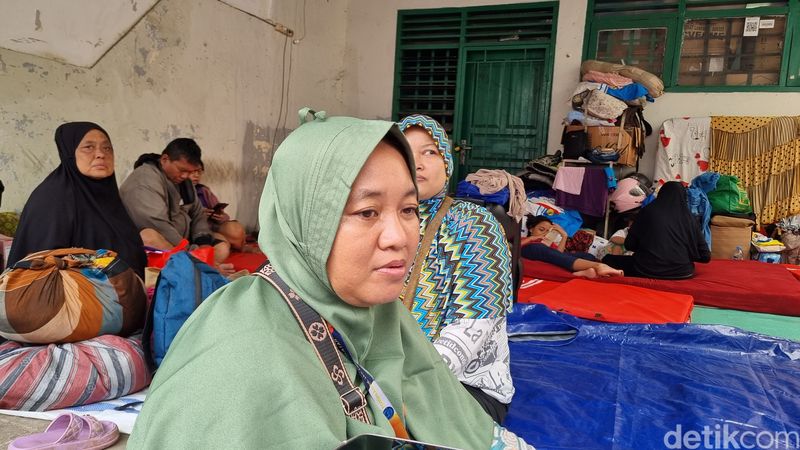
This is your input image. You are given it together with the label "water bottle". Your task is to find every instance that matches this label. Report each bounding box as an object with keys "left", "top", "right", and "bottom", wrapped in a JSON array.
[{"left": 732, "top": 246, "right": 744, "bottom": 261}]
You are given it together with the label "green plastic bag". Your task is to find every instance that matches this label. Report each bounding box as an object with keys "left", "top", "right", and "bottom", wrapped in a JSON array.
[{"left": 708, "top": 175, "right": 753, "bottom": 215}]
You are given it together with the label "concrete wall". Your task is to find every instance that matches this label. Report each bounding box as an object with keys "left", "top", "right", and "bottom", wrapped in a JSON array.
[
  {"left": 3, "top": 0, "right": 799, "bottom": 225},
  {"left": 343, "top": 0, "right": 800, "bottom": 180},
  {"left": 0, "top": 0, "right": 348, "bottom": 229}
]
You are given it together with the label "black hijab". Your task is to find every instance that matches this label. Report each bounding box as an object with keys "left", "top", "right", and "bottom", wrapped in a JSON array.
[
  {"left": 626, "top": 181, "right": 709, "bottom": 278},
  {"left": 8, "top": 122, "right": 146, "bottom": 276}
]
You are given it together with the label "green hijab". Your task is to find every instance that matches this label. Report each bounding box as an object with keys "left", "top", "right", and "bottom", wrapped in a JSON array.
[{"left": 129, "top": 110, "right": 494, "bottom": 449}]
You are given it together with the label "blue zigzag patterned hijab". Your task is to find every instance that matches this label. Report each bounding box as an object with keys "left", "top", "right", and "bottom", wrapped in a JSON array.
[{"left": 398, "top": 115, "right": 512, "bottom": 337}]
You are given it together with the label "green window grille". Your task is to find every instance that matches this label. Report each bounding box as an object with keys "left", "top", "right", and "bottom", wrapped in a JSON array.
[
  {"left": 393, "top": 3, "right": 557, "bottom": 133},
  {"left": 584, "top": 0, "right": 800, "bottom": 91}
]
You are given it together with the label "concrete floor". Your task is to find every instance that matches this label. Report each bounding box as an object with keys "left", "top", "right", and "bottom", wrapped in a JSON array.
[{"left": 0, "top": 414, "right": 128, "bottom": 449}]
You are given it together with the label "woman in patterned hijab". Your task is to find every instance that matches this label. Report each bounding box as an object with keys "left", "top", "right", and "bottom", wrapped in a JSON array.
[{"left": 399, "top": 114, "right": 515, "bottom": 423}]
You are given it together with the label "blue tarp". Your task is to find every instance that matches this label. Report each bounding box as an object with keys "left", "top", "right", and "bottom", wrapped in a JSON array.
[{"left": 505, "top": 304, "right": 800, "bottom": 450}]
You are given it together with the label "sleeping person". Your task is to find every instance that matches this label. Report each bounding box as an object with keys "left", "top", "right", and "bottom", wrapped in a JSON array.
[
  {"left": 522, "top": 215, "right": 622, "bottom": 278},
  {"left": 8, "top": 122, "right": 146, "bottom": 277}
]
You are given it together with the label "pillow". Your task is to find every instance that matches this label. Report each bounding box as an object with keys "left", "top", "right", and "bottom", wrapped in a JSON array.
[{"left": 0, "top": 248, "right": 146, "bottom": 344}]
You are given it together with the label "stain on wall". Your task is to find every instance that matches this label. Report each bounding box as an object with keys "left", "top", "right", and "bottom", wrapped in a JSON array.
[
  {"left": 236, "top": 121, "right": 278, "bottom": 229},
  {"left": 0, "top": 0, "right": 349, "bottom": 232}
]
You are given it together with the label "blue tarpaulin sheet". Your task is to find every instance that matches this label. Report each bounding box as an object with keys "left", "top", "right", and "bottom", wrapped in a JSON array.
[{"left": 505, "top": 304, "right": 800, "bottom": 450}]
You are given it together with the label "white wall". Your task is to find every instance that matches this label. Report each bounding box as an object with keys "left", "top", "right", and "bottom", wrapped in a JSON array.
[
  {"left": 343, "top": 0, "right": 800, "bottom": 181},
  {"left": 3, "top": 0, "right": 799, "bottom": 223},
  {"left": 0, "top": 0, "right": 348, "bottom": 229}
]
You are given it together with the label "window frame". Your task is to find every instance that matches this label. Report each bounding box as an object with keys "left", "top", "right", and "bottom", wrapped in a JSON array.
[{"left": 583, "top": 0, "right": 800, "bottom": 92}]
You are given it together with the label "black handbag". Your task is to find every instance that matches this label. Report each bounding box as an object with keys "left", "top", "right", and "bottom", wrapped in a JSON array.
[{"left": 561, "top": 126, "right": 588, "bottom": 159}]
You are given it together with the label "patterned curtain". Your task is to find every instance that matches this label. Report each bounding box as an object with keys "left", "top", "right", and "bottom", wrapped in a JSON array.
[{"left": 710, "top": 116, "right": 800, "bottom": 225}]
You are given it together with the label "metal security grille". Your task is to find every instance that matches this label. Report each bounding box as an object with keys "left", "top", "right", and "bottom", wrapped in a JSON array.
[
  {"left": 464, "top": 8, "right": 555, "bottom": 43},
  {"left": 394, "top": 3, "right": 557, "bottom": 134},
  {"left": 585, "top": 0, "right": 799, "bottom": 90},
  {"left": 592, "top": 0, "right": 680, "bottom": 16},
  {"left": 395, "top": 48, "right": 459, "bottom": 133}
]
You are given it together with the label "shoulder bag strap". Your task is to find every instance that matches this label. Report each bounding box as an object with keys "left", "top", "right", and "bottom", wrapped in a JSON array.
[
  {"left": 252, "top": 263, "right": 371, "bottom": 425},
  {"left": 400, "top": 196, "right": 454, "bottom": 310}
]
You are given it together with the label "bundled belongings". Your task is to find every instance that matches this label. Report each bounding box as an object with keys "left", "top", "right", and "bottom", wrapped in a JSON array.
[
  {"left": 751, "top": 231, "right": 785, "bottom": 263},
  {"left": 778, "top": 214, "right": 800, "bottom": 264},
  {"left": 0, "top": 334, "right": 151, "bottom": 410},
  {"left": 580, "top": 59, "right": 665, "bottom": 98},
  {"left": 564, "top": 62, "right": 659, "bottom": 167},
  {"left": 518, "top": 152, "right": 562, "bottom": 191},
  {"left": 463, "top": 169, "right": 526, "bottom": 221},
  {"left": 0, "top": 248, "right": 146, "bottom": 344}
]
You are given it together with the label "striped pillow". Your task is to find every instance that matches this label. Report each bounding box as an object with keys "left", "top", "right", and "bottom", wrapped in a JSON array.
[
  {"left": 0, "top": 248, "right": 146, "bottom": 344},
  {"left": 0, "top": 334, "right": 151, "bottom": 410}
]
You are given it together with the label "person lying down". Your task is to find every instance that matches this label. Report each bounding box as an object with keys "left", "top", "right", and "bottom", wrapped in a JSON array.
[{"left": 521, "top": 215, "right": 623, "bottom": 278}]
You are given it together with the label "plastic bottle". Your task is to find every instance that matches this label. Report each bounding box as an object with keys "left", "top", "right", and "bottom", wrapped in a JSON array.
[{"left": 732, "top": 246, "right": 744, "bottom": 261}]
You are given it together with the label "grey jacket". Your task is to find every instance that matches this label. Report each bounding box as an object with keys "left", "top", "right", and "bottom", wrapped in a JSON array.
[{"left": 120, "top": 162, "right": 211, "bottom": 246}]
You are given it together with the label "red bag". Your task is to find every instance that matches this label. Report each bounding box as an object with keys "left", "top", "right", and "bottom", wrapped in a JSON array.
[{"left": 146, "top": 239, "right": 215, "bottom": 268}]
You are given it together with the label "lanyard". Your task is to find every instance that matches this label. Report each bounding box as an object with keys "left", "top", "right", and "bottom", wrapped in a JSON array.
[{"left": 330, "top": 328, "right": 411, "bottom": 440}]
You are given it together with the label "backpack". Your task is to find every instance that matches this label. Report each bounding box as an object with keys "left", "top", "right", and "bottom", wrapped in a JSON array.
[{"left": 142, "top": 251, "right": 229, "bottom": 368}]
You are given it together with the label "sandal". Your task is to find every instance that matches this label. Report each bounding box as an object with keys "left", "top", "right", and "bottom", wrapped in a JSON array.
[{"left": 7, "top": 412, "right": 119, "bottom": 450}]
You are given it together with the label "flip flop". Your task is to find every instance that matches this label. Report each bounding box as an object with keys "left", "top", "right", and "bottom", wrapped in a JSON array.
[{"left": 7, "top": 412, "right": 119, "bottom": 450}]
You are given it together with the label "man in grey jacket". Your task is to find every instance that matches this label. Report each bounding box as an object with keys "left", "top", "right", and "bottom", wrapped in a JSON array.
[{"left": 120, "top": 138, "right": 231, "bottom": 270}]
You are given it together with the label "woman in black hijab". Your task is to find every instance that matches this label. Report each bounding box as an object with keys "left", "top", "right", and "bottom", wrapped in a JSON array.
[
  {"left": 602, "top": 181, "right": 710, "bottom": 279},
  {"left": 7, "top": 122, "right": 146, "bottom": 276}
]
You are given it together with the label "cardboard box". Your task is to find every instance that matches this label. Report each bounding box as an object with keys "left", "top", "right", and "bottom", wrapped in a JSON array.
[
  {"left": 751, "top": 72, "right": 779, "bottom": 85},
  {"left": 754, "top": 34, "right": 783, "bottom": 55},
  {"left": 754, "top": 55, "right": 781, "bottom": 72},
  {"left": 679, "top": 73, "right": 725, "bottom": 86},
  {"left": 724, "top": 73, "right": 750, "bottom": 86},
  {"left": 587, "top": 126, "right": 630, "bottom": 153},
  {"left": 682, "top": 19, "right": 745, "bottom": 57}
]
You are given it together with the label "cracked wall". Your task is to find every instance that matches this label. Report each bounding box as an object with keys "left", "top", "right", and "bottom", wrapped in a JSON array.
[{"left": 0, "top": 0, "right": 348, "bottom": 231}]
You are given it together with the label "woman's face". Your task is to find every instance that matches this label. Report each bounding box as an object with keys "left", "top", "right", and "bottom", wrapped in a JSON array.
[
  {"left": 327, "top": 141, "right": 420, "bottom": 307},
  {"left": 189, "top": 168, "right": 203, "bottom": 185},
  {"left": 404, "top": 127, "right": 447, "bottom": 201},
  {"left": 530, "top": 221, "right": 553, "bottom": 238},
  {"left": 75, "top": 129, "right": 114, "bottom": 179}
]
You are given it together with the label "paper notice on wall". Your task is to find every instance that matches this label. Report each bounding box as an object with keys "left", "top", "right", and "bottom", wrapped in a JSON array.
[
  {"left": 744, "top": 17, "right": 760, "bottom": 36},
  {"left": 708, "top": 57, "right": 724, "bottom": 73},
  {"left": 759, "top": 19, "right": 775, "bottom": 29}
]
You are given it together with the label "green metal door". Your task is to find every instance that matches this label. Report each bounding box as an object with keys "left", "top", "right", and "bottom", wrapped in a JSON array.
[{"left": 454, "top": 46, "right": 550, "bottom": 181}]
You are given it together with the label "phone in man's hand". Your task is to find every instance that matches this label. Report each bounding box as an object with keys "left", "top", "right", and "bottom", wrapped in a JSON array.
[{"left": 212, "top": 203, "right": 229, "bottom": 213}]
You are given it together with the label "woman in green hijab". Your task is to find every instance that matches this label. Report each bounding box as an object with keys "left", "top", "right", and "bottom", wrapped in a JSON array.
[{"left": 128, "top": 110, "right": 534, "bottom": 449}]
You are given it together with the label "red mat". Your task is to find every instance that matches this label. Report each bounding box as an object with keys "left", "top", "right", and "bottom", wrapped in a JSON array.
[
  {"left": 224, "top": 250, "right": 266, "bottom": 273},
  {"left": 523, "top": 258, "right": 800, "bottom": 316},
  {"left": 518, "top": 278, "right": 563, "bottom": 298},
  {"left": 518, "top": 277, "right": 693, "bottom": 323}
]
